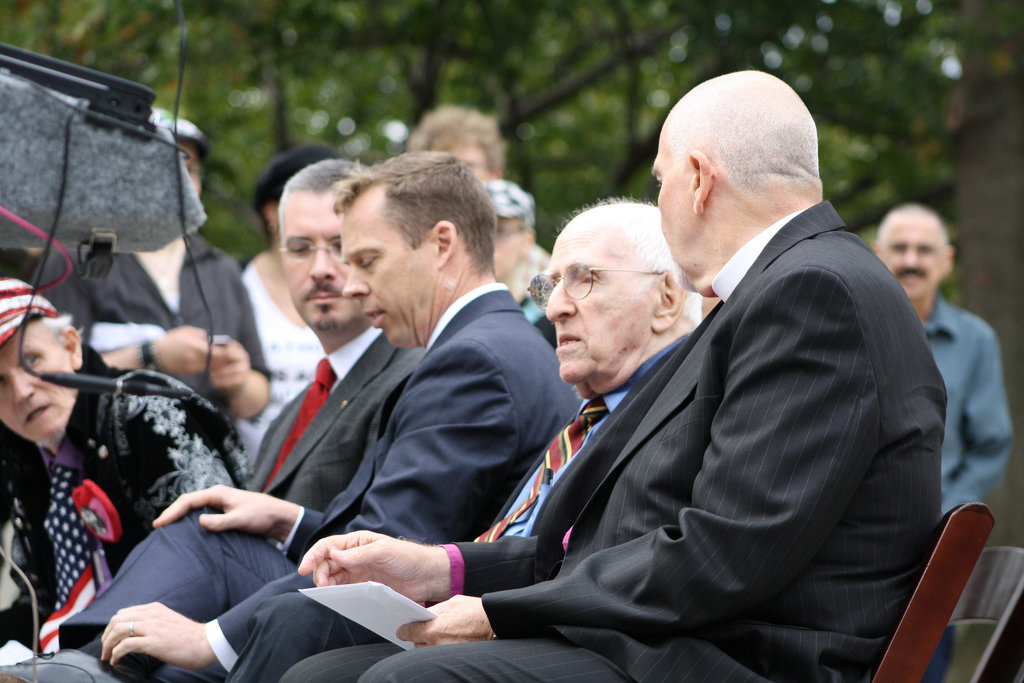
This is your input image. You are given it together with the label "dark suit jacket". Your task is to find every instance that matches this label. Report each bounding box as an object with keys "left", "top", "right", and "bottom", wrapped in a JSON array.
[
  {"left": 218, "top": 289, "right": 578, "bottom": 649},
  {"left": 458, "top": 203, "right": 946, "bottom": 682},
  {"left": 246, "top": 335, "right": 423, "bottom": 511}
]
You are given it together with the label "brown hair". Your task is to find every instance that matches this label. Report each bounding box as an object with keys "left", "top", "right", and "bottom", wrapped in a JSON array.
[
  {"left": 334, "top": 152, "right": 496, "bottom": 275},
  {"left": 406, "top": 106, "right": 506, "bottom": 176}
]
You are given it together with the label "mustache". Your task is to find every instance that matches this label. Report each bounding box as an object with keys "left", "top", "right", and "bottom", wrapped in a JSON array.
[
  {"left": 304, "top": 284, "right": 343, "bottom": 300},
  {"left": 896, "top": 268, "right": 926, "bottom": 279}
]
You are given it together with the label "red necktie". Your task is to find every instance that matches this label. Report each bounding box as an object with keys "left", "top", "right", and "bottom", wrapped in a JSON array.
[
  {"left": 476, "top": 397, "right": 608, "bottom": 542},
  {"left": 264, "top": 358, "right": 336, "bottom": 489}
]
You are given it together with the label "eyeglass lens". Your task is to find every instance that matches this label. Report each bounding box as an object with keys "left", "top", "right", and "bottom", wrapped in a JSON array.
[
  {"left": 528, "top": 264, "right": 594, "bottom": 309},
  {"left": 281, "top": 239, "right": 343, "bottom": 262}
]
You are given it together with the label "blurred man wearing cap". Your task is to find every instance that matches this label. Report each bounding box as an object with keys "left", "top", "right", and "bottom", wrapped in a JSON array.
[
  {"left": 237, "top": 145, "right": 342, "bottom": 455},
  {"left": 39, "top": 110, "right": 271, "bottom": 429},
  {"left": 486, "top": 179, "right": 556, "bottom": 347},
  {"left": 0, "top": 278, "right": 249, "bottom": 653}
]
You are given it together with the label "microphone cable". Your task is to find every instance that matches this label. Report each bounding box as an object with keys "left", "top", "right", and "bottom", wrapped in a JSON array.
[{"left": 0, "top": 541, "right": 39, "bottom": 683}]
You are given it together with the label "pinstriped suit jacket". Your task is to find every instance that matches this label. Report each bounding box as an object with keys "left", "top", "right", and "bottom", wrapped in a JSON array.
[
  {"left": 246, "top": 334, "right": 423, "bottom": 511},
  {"left": 460, "top": 202, "right": 946, "bottom": 682}
]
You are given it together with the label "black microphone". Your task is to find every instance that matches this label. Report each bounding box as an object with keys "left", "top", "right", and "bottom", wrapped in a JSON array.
[
  {"left": 40, "top": 372, "right": 191, "bottom": 398},
  {"left": 0, "top": 60, "right": 206, "bottom": 253}
]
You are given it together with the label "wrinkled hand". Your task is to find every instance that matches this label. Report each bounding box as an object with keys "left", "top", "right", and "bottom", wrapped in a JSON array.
[
  {"left": 397, "top": 596, "right": 494, "bottom": 647},
  {"left": 100, "top": 602, "right": 216, "bottom": 669},
  {"left": 154, "top": 326, "right": 213, "bottom": 375},
  {"left": 298, "top": 531, "right": 451, "bottom": 604},
  {"left": 209, "top": 340, "right": 252, "bottom": 396},
  {"left": 153, "top": 484, "right": 302, "bottom": 543}
]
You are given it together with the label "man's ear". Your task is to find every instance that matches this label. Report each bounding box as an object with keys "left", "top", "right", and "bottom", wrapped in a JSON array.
[
  {"left": 62, "top": 326, "right": 83, "bottom": 372},
  {"left": 431, "top": 220, "right": 458, "bottom": 268},
  {"left": 650, "top": 274, "right": 685, "bottom": 335},
  {"left": 689, "top": 150, "right": 716, "bottom": 216}
]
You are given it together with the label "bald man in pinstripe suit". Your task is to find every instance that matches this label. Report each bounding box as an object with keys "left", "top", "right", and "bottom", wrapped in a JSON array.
[{"left": 283, "top": 71, "right": 946, "bottom": 683}]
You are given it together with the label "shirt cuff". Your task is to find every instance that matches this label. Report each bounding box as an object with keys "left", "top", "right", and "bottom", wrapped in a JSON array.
[
  {"left": 205, "top": 619, "right": 236, "bottom": 672},
  {"left": 443, "top": 544, "right": 465, "bottom": 598},
  {"left": 277, "top": 507, "right": 305, "bottom": 552}
]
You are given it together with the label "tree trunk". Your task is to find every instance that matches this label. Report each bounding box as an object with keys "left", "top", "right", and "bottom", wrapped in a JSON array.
[{"left": 953, "top": 0, "right": 1024, "bottom": 547}]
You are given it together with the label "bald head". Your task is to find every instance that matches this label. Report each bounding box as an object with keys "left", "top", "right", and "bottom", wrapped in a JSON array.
[
  {"left": 664, "top": 71, "right": 821, "bottom": 195},
  {"left": 653, "top": 71, "right": 824, "bottom": 295}
]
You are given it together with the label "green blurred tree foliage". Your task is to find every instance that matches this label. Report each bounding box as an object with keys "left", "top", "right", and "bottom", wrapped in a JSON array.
[{"left": 1, "top": 0, "right": 958, "bottom": 257}]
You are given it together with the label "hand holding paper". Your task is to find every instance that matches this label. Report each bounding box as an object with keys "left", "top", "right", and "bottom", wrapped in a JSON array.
[
  {"left": 300, "top": 582, "right": 435, "bottom": 650},
  {"left": 301, "top": 585, "right": 494, "bottom": 650},
  {"left": 396, "top": 595, "right": 494, "bottom": 647}
]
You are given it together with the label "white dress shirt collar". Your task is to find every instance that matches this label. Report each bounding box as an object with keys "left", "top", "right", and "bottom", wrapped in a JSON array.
[
  {"left": 427, "top": 283, "right": 508, "bottom": 349},
  {"left": 712, "top": 209, "right": 804, "bottom": 301},
  {"left": 325, "top": 326, "right": 382, "bottom": 390}
]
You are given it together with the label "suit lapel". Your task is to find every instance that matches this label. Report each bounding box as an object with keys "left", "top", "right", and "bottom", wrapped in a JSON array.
[
  {"left": 530, "top": 308, "right": 720, "bottom": 574},
  {"left": 317, "top": 289, "right": 518, "bottom": 529},
  {"left": 249, "top": 395, "right": 299, "bottom": 490},
  {"left": 267, "top": 336, "right": 400, "bottom": 494}
]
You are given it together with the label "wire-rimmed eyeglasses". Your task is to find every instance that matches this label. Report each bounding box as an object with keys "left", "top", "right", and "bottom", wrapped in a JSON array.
[
  {"left": 528, "top": 263, "right": 664, "bottom": 310},
  {"left": 279, "top": 238, "right": 344, "bottom": 263}
]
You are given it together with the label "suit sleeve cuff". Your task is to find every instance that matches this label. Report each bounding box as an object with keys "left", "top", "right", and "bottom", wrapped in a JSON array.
[
  {"left": 205, "top": 619, "right": 236, "bottom": 672},
  {"left": 443, "top": 543, "right": 465, "bottom": 597}
]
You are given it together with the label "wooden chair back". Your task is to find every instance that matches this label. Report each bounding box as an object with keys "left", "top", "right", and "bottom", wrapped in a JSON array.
[{"left": 872, "top": 502, "right": 994, "bottom": 683}]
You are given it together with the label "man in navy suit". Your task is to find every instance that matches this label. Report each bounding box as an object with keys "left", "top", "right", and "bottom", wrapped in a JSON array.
[
  {"left": 43, "top": 152, "right": 576, "bottom": 682},
  {"left": 274, "top": 72, "right": 946, "bottom": 683}
]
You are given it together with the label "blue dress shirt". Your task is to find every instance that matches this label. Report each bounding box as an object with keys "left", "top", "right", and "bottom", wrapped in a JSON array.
[{"left": 925, "top": 296, "right": 1013, "bottom": 511}]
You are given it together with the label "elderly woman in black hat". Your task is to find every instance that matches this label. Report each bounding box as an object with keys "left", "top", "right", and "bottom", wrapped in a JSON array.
[{"left": 0, "top": 278, "right": 249, "bottom": 652}]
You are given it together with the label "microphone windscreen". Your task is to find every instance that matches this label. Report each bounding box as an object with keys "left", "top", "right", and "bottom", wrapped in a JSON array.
[{"left": 0, "top": 72, "right": 206, "bottom": 252}]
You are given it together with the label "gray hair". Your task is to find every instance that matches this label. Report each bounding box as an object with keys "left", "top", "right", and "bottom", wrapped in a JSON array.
[
  {"left": 877, "top": 203, "right": 949, "bottom": 245},
  {"left": 277, "top": 158, "right": 355, "bottom": 237},
  {"left": 664, "top": 71, "right": 820, "bottom": 193}
]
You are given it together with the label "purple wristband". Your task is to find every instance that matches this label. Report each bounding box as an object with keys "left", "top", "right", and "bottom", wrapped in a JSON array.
[{"left": 442, "top": 543, "right": 465, "bottom": 598}]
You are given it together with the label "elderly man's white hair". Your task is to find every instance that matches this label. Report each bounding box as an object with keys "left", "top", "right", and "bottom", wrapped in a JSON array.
[
  {"left": 564, "top": 198, "right": 685, "bottom": 286},
  {"left": 38, "top": 313, "right": 75, "bottom": 341},
  {"left": 664, "top": 71, "right": 820, "bottom": 193},
  {"left": 563, "top": 198, "right": 702, "bottom": 328}
]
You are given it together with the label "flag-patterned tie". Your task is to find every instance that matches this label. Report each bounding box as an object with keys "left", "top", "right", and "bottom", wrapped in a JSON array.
[
  {"left": 476, "top": 397, "right": 608, "bottom": 542},
  {"left": 264, "top": 358, "right": 336, "bottom": 489},
  {"left": 39, "top": 461, "right": 97, "bottom": 652}
]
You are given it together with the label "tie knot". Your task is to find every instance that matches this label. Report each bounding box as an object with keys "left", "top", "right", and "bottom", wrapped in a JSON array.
[{"left": 315, "top": 358, "right": 336, "bottom": 390}]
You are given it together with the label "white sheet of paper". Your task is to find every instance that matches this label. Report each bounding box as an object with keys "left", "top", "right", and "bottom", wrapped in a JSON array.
[
  {"left": 300, "top": 582, "right": 436, "bottom": 650},
  {"left": 0, "top": 639, "right": 33, "bottom": 665}
]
